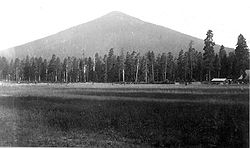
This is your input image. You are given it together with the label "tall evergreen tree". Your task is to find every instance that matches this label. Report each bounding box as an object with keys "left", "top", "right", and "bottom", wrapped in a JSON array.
[
  {"left": 183, "top": 52, "right": 189, "bottom": 82},
  {"left": 188, "top": 41, "right": 195, "bottom": 81},
  {"left": 40, "top": 59, "right": 47, "bottom": 81},
  {"left": 203, "top": 30, "right": 215, "bottom": 81},
  {"left": 55, "top": 57, "right": 62, "bottom": 82},
  {"left": 219, "top": 45, "right": 227, "bottom": 78},
  {"left": 146, "top": 51, "right": 155, "bottom": 83},
  {"left": 159, "top": 53, "right": 167, "bottom": 82},
  {"left": 48, "top": 54, "right": 57, "bottom": 82},
  {"left": 30, "top": 57, "right": 36, "bottom": 81},
  {"left": 166, "top": 52, "right": 174, "bottom": 81},
  {"left": 71, "top": 57, "right": 79, "bottom": 82},
  {"left": 125, "top": 51, "right": 133, "bottom": 82},
  {"left": 107, "top": 48, "right": 116, "bottom": 82},
  {"left": 86, "top": 57, "right": 94, "bottom": 82},
  {"left": 14, "top": 58, "right": 21, "bottom": 82},
  {"left": 24, "top": 56, "right": 31, "bottom": 81},
  {"left": 135, "top": 53, "right": 140, "bottom": 83},
  {"left": 228, "top": 52, "right": 237, "bottom": 79},
  {"left": 0, "top": 57, "right": 6, "bottom": 79},
  {"left": 9, "top": 59, "right": 14, "bottom": 81},
  {"left": 94, "top": 53, "right": 104, "bottom": 82},
  {"left": 177, "top": 50, "right": 185, "bottom": 81},
  {"left": 140, "top": 55, "right": 148, "bottom": 83},
  {"left": 235, "top": 34, "right": 249, "bottom": 78},
  {"left": 103, "top": 54, "right": 108, "bottom": 83},
  {"left": 118, "top": 49, "right": 125, "bottom": 83},
  {"left": 196, "top": 52, "right": 203, "bottom": 81},
  {"left": 213, "top": 54, "right": 221, "bottom": 77}
]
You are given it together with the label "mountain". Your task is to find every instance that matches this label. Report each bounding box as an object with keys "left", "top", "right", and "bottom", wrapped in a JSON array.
[{"left": 0, "top": 11, "right": 232, "bottom": 59}]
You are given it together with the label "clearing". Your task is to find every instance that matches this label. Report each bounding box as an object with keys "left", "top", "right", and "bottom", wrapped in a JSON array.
[{"left": 0, "top": 82, "right": 249, "bottom": 147}]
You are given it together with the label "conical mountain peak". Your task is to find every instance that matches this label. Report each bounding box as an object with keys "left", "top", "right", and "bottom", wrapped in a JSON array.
[{"left": 0, "top": 12, "right": 232, "bottom": 59}]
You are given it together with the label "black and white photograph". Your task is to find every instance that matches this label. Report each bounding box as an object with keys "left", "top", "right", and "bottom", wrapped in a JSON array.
[{"left": 0, "top": 0, "right": 249, "bottom": 147}]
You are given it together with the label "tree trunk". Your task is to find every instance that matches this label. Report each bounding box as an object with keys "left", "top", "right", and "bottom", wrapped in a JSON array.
[
  {"left": 122, "top": 69, "right": 125, "bottom": 83},
  {"left": 190, "top": 61, "right": 193, "bottom": 81},
  {"left": 65, "top": 70, "right": 68, "bottom": 83},
  {"left": 135, "top": 58, "right": 139, "bottom": 83},
  {"left": 145, "top": 60, "right": 148, "bottom": 83},
  {"left": 104, "top": 61, "right": 108, "bottom": 83},
  {"left": 164, "top": 65, "right": 167, "bottom": 81},
  {"left": 151, "top": 63, "right": 154, "bottom": 82},
  {"left": 208, "top": 70, "right": 211, "bottom": 81},
  {"left": 45, "top": 69, "right": 48, "bottom": 82},
  {"left": 184, "top": 67, "right": 187, "bottom": 82},
  {"left": 118, "top": 68, "right": 120, "bottom": 82},
  {"left": 84, "top": 65, "right": 86, "bottom": 82},
  {"left": 55, "top": 71, "right": 57, "bottom": 82}
]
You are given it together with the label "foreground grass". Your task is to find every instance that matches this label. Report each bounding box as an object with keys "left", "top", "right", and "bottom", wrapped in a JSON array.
[
  {"left": 0, "top": 83, "right": 249, "bottom": 147},
  {"left": 0, "top": 97, "right": 248, "bottom": 147}
]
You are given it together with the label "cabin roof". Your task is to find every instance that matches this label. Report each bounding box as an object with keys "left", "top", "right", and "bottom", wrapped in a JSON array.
[{"left": 211, "top": 78, "right": 227, "bottom": 82}]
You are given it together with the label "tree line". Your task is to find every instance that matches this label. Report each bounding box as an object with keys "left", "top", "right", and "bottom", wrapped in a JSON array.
[{"left": 0, "top": 30, "right": 249, "bottom": 83}]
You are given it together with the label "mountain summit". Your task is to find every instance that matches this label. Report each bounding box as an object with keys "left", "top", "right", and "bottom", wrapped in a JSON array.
[{"left": 1, "top": 11, "right": 228, "bottom": 59}]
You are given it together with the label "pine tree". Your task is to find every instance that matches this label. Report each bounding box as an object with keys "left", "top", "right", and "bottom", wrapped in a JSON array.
[
  {"left": 146, "top": 51, "right": 155, "bottom": 83},
  {"left": 188, "top": 41, "right": 195, "bottom": 81},
  {"left": 30, "top": 57, "right": 36, "bottom": 82},
  {"left": 103, "top": 54, "right": 108, "bottom": 83},
  {"left": 166, "top": 52, "right": 174, "bottom": 81},
  {"left": 177, "top": 50, "right": 185, "bottom": 82},
  {"left": 62, "top": 58, "right": 68, "bottom": 82},
  {"left": 24, "top": 56, "right": 31, "bottom": 81},
  {"left": 219, "top": 45, "right": 227, "bottom": 78},
  {"left": 125, "top": 52, "right": 132, "bottom": 82},
  {"left": 135, "top": 53, "right": 140, "bottom": 83},
  {"left": 159, "top": 53, "right": 167, "bottom": 82},
  {"left": 86, "top": 57, "right": 93, "bottom": 82},
  {"left": 41, "top": 59, "right": 48, "bottom": 82},
  {"left": 9, "top": 59, "right": 14, "bottom": 81},
  {"left": 140, "top": 55, "right": 148, "bottom": 83},
  {"left": 184, "top": 52, "right": 189, "bottom": 82},
  {"left": 37, "top": 57, "right": 43, "bottom": 82},
  {"left": 48, "top": 54, "right": 57, "bottom": 82},
  {"left": 203, "top": 30, "right": 215, "bottom": 81},
  {"left": 55, "top": 57, "right": 61, "bottom": 82},
  {"left": 14, "top": 58, "right": 20, "bottom": 82},
  {"left": 235, "top": 34, "right": 249, "bottom": 78},
  {"left": 72, "top": 57, "right": 79, "bottom": 82},
  {"left": 228, "top": 52, "right": 237, "bottom": 79},
  {"left": 94, "top": 53, "right": 103, "bottom": 82},
  {"left": 107, "top": 48, "right": 116, "bottom": 82},
  {"left": 118, "top": 49, "right": 125, "bottom": 83},
  {"left": 196, "top": 52, "right": 203, "bottom": 81},
  {"left": 213, "top": 54, "right": 221, "bottom": 77}
]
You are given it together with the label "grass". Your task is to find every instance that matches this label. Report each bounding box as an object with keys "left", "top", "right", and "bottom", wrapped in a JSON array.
[{"left": 0, "top": 83, "right": 249, "bottom": 147}]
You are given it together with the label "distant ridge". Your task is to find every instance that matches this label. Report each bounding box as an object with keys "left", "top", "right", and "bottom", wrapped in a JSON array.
[{"left": 0, "top": 11, "right": 233, "bottom": 59}]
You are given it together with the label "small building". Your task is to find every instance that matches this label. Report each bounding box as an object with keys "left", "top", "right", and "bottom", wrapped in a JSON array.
[
  {"left": 245, "top": 70, "right": 250, "bottom": 81},
  {"left": 238, "top": 70, "right": 250, "bottom": 83},
  {"left": 211, "top": 78, "right": 228, "bottom": 84}
]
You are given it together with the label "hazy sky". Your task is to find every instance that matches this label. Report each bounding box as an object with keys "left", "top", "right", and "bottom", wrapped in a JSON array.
[{"left": 0, "top": 0, "right": 249, "bottom": 50}]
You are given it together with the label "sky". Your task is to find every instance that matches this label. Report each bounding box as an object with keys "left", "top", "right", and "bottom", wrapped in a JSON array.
[{"left": 0, "top": 0, "right": 249, "bottom": 51}]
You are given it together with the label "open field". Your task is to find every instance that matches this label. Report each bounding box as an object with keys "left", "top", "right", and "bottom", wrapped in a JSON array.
[{"left": 0, "top": 82, "right": 249, "bottom": 147}]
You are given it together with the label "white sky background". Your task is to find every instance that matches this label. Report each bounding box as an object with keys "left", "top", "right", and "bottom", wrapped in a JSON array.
[{"left": 0, "top": 0, "right": 249, "bottom": 50}]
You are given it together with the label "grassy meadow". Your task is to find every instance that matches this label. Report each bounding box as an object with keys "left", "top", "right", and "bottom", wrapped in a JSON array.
[{"left": 0, "top": 82, "right": 249, "bottom": 147}]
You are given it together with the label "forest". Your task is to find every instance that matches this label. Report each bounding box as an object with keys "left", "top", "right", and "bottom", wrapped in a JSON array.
[{"left": 0, "top": 30, "right": 249, "bottom": 83}]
